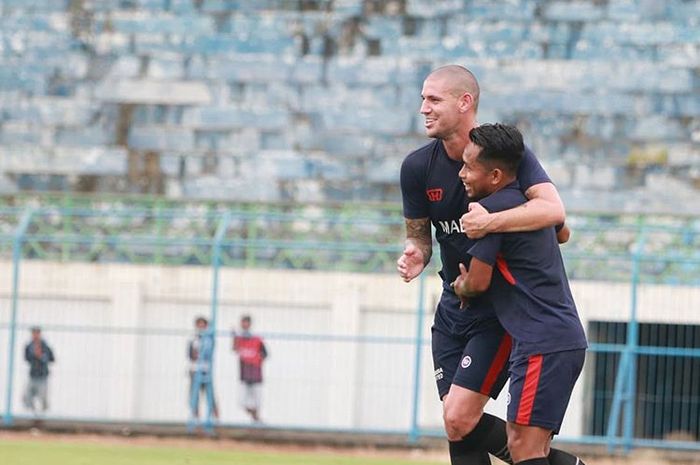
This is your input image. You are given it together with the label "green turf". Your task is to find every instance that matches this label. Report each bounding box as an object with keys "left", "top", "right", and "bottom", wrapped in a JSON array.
[{"left": 0, "top": 438, "right": 445, "bottom": 465}]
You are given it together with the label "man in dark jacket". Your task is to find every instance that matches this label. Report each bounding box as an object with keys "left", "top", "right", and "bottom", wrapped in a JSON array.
[{"left": 23, "top": 327, "right": 55, "bottom": 414}]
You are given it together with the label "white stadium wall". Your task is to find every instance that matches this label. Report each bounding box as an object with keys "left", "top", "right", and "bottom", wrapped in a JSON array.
[{"left": 1, "top": 260, "right": 699, "bottom": 437}]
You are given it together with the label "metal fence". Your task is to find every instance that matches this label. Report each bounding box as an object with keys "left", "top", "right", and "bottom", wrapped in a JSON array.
[{"left": 1, "top": 202, "right": 700, "bottom": 453}]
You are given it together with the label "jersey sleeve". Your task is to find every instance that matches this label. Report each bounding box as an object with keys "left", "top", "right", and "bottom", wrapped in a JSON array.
[
  {"left": 517, "top": 147, "right": 552, "bottom": 193},
  {"left": 400, "top": 155, "right": 429, "bottom": 219},
  {"left": 479, "top": 185, "right": 527, "bottom": 213},
  {"left": 468, "top": 190, "right": 515, "bottom": 264},
  {"left": 467, "top": 233, "right": 502, "bottom": 266}
]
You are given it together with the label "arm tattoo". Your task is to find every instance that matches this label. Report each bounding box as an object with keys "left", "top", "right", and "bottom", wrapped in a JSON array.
[{"left": 405, "top": 218, "right": 432, "bottom": 266}]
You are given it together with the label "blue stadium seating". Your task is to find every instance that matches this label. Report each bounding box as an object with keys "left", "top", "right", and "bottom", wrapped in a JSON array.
[
  {"left": 182, "top": 106, "right": 289, "bottom": 131},
  {"left": 111, "top": 14, "right": 213, "bottom": 35},
  {"left": 55, "top": 126, "right": 112, "bottom": 147},
  {"left": 0, "top": 123, "right": 43, "bottom": 145},
  {"left": 128, "top": 126, "right": 195, "bottom": 151},
  {"left": 467, "top": 1, "right": 536, "bottom": 20},
  {"left": 0, "top": 0, "right": 696, "bottom": 211},
  {"left": 0, "top": 0, "right": 69, "bottom": 12},
  {"left": 544, "top": 1, "right": 605, "bottom": 21}
]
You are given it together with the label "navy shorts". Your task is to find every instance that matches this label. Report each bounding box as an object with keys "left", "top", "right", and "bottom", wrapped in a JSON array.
[
  {"left": 507, "top": 349, "right": 585, "bottom": 433},
  {"left": 431, "top": 289, "right": 511, "bottom": 400}
]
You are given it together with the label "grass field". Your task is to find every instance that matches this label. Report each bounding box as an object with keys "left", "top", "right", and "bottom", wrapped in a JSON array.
[
  {"left": 4, "top": 432, "right": 696, "bottom": 465},
  {"left": 0, "top": 435, "right": 445, "bottom": 465}
]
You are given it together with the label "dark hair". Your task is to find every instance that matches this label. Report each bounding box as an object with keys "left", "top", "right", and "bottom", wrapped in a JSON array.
[
  {"left": 468, "top": 123, "right": 524, "bottom": 176},
  {"left": 241, "top": 315, "right": 251, "bottom": 323},
  {"left": 194, "top": 316, "right": 208, "bottom": 325}
]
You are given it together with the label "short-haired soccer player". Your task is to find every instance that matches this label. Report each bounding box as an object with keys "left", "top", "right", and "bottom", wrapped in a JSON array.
[
  {"left": 453, "top": 123, "right": 588, "bottom": 465},
  {"left": 399, "top": 65, "right": 585, "bottom": 465}
]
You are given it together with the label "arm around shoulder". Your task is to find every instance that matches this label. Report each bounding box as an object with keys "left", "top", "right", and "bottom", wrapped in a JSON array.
[
  {"left": 525, "top": 182, "right": 565, "bottom": 224},
  {"left": 482, "top": 182, "right": 565, "bottom": 235}
]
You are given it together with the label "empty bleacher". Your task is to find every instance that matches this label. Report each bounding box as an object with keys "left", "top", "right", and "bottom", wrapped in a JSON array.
[{"left": 0, "top": 0, "right": 697, "bottom": 212}]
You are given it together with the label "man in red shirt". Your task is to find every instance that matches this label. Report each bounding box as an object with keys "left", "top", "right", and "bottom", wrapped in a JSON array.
[{"left": 233, "top": 315, "right": 268, "bottom": 423}]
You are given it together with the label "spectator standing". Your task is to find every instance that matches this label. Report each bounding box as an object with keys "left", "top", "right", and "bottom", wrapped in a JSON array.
[
  {"left": 23, "top": 327, "right": 55, "bottom": 415},
  {"left": 188, "top": 316, "right": 219, "bottom": 426},
  {"left": 233, "top": 315, "right": 267, "bottom": 423}
]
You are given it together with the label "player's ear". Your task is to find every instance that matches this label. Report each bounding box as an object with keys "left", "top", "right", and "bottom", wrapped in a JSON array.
[
  {"left": 491, "top": 168, "right": 503, "bottom": 185},
  {"left": 459, "top": 92, "right": 474, "bottom": 113}
]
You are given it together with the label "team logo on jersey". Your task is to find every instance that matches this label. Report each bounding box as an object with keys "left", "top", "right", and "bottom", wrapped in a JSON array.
[
  {"left": 461, "top": 356, "right": 472, "bottom": 369},
  {"left": 438, "top": 220, "right": 464, "bottom": 234},
  {"left": 426, "top": 188, "right": 443, "bottom": 202},
  {"left": 506, "top": 392, "right": 511, "bottom": 406},
  {"left": 434, "top": 367, "right": 444, "bottom": 380}
]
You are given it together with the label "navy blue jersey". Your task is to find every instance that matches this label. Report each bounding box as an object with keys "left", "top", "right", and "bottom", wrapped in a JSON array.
[
  {"left": 467, "top": 182, "right": 588, "bottom": 358},
  {"left": 400, "top": 139, "right": 551, "bottom": 287}
]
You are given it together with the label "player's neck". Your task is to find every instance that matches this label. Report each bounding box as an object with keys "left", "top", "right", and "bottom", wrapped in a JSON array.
[
  {"left": 441, "top": 136, "right": 467, "bottom": 161},
  {"left": 487, "top": 176, "right": 516, "bottom": 197},
  {"left": 441, "top": 117, "right": 478, "bottom": 161}
]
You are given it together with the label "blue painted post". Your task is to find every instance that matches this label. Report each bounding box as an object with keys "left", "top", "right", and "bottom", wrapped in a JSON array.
[
  {"left": 3, "top": 208, "right": 34, "bottom": 426},
  {"left": 605, "top": 220, "right": 645, "bottom": 453},
  {"left": 622, "top": 227, "right": 645, "bottom": 453},
  {"left": 409, "top": 273, "right": 427, "bottom": 444},
  {"left": 204, "top": 212, "right": 231, "bottom": 433},
  {"left": 606, "top": 350, "right": 630, "bottom": 452},
  {"left": 187, "top": 213, "right": 230, "bottom": 435},
  {"left": 210, "top": 212, "right": 231, "bottom": 351}
]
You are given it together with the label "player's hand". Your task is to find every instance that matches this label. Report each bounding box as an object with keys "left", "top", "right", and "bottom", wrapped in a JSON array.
[
  {"left": 556, "top": 223, "right": 571, "bottom": 244},
  {"left": 397, "top": 241, "right": 425, "bottom": 283},
  {"left": 461, "top": 203, "right": 491, "bottom": 239},
  {"left": 450, "top": 263, "right": 470, "bottom": 309}
]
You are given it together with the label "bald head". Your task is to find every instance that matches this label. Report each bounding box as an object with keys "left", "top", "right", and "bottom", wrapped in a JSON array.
[{"left": 427, "top": 65, "right": 480, "bottom": 112}]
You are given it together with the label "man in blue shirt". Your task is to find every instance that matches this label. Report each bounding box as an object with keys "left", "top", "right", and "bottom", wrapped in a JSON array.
[
  {"left": 453, "top": 123, "right": 587, "bottom": 465},
  {"left": 188, "top": 316, "right": 219, "bottom": 426},
  {"left": 399, "top": 65, "right": 584, "bottom": 465}
]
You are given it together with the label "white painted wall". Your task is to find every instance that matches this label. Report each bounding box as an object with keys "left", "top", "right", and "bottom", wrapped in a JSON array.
[{"left": 1, "top": 260, "right": 698, "bottom": 438}]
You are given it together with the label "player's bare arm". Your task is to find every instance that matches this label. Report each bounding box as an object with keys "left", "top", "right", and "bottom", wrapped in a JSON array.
[
  {"left": 451, "top": 260, "right": 493, "bottom": 308},
  {"left": 461, "top": 182, "right": 566, "bottom": 239},
  {"left": 397, "top": 217, "right": 432, "bottom": 283}
]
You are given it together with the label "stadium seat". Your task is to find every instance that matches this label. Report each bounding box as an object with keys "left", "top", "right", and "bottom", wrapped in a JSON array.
[{"left": 0, "top": 0, "right": 696, "bottom": 209}]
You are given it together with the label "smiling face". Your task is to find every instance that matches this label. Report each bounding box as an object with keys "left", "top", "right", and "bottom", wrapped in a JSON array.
[
  {"left": 419, "top": 67, "right": 480, "bottom": 142},
  {"left": 458, "top": 142, "right": 496, "bottom": 200},
  {"left": 459, "top": 123, "right": 524, "bottom": 199},
  {"left": 419, "top": 75, "right": 466, "bottom": 140}
]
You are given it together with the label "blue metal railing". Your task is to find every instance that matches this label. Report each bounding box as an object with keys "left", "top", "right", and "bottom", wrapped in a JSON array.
[
  {"left": 3, "top": 208, "right": 34, "bottom": 426},
  {"left": 409, "top": 272, "right": 427, "bottom": 444},
  {"left": 2, "top": 205, "right": 700, "bottom": 453},
  {"left": 605, "top": 219, "right": 645, "bottom": 453}
]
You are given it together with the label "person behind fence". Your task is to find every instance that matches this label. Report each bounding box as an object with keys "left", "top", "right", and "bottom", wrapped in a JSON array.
[
  {"left": 188, "top": 316, "right": 219, "bottom": 422},
  {"left": 23, "top": 326, "right": 55, "bottom": 415},
  {"left": 233, "top": 315, "right": 268, "bottom": 423}
]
